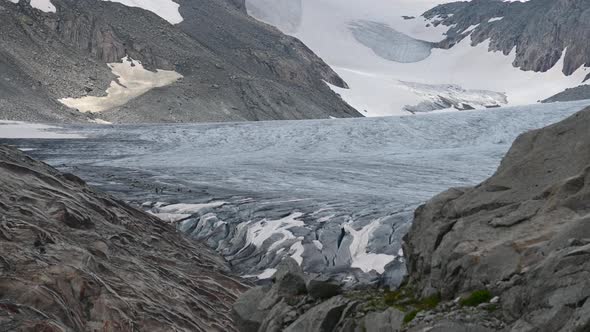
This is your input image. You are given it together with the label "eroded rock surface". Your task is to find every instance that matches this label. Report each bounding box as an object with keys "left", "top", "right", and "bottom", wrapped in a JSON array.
[
  {"left": 404, "top": 107, "right": 590, "bottom": 331},
  {"left": 0, "top": 0, "right": 359, "bottom": 123},
  {"left": 0, "top": 145, "right": 247, "bottom": 331},
  {"left": 425, "top": 0, "right": 590, "bottom": 77}
]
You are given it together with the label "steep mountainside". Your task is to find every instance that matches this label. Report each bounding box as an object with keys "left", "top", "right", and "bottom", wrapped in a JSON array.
[
  {"left": 427, "top": 0, "right": 590, "bottom": 76},
  {"left": 244, "top": 0, "right": 589, "bottom": 116},
  {"left": 0, "top": 144, "right": 247, "bottom": 331},
  {"left": 404, "top": 106, "right": 590, "bottom": 330},
  {"left": 0, "top": 0, "right": 360, "bottom": 123}
]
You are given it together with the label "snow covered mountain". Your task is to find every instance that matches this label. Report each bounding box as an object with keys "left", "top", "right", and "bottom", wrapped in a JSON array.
[
  {"left": 245, "top": 0, "right": 590, "bottom": 116},
  {"left": 0, "top": 0, "right": 360, "bottom": 123}
]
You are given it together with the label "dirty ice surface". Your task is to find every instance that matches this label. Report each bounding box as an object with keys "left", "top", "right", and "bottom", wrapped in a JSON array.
[{"left": 3, "top": 100, "right": 589, "bottom": 287}]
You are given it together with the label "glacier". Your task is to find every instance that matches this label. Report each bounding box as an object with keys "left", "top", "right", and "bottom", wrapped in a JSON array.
[
  {"left": 2, "top": 100, "right": 589, "bottom": 286},
  {"left": 244, "top": 0, "right": 588, "bottom": 116}
]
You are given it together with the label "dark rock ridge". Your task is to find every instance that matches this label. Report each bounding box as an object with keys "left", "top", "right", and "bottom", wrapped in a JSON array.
[
  {"left": 0, "top": 0, "right": 360, "bottom": 123},
  {"left": 543, "top": 85, "right": 590, "bottom": 103},
  {"left": 424, "top": 0, "right": 590, "bottom": 77},
  {"left": 404, "top": 106, "right": 590, "bottom": 331},
  {"left": 0, "top": 145, "right": 247, "bottom": 331}
]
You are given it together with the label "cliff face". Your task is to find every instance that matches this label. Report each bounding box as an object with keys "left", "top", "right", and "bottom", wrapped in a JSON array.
[
  {"left": 425, "top": 0, "right": 590, "bottom": 77},
  {"left": 0, "top": 0, "right": 359, "bottom": 123},
  {"left": 404, "top": 107, "right": 590, "bottom": 331},
  {"left": 0, "top": 145, "right": 247, "bottom": 331}
]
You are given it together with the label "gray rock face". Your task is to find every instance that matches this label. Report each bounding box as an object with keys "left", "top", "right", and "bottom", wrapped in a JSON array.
[
  {"left": 306, "top": 275, "right": 343, "bottom": 300},
  {"left": 543, "top": 85, "right": 590, "bottom": 103},
  {"left": 284, "top": 296, "right": 354, "bottom": 332},
  {"left": 0, "top": 0, "right": 360, "bottom": 123},
  {"left": 358, "top": 308, "right": 404, "bottom": 332},
  {"left": 0, "top": 145, "right": 247, "bottom": 331},
  {"left": 424, "top": 0, "right": 590, "bottom": 77},
  {"left": 404, "top": 106, "right": 590, "bottom": 331},
  {"left": 233, "top": 258, "right": 313, "bottom": 332}
]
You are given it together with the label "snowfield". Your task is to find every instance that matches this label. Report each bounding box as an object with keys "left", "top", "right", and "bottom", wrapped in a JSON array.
[
  {"left": 246, "top": 0, "right": 587, "bottom": 116},
  {"left": 4, "top": 100, "right": 589, "bottom": 286},
  {"left": 4, "top": 0, "right": 183, "bottom": 23},
  {"left": 0, "top": 120, "right": 83, "bottom": 139},
  {"left": 59, "top": 57, "right": 182, "bottom": 113}
]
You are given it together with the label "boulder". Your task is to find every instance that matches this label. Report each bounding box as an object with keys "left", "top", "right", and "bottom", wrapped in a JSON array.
[
  {"left": 232, "top": 285, "right": 272, "bottom": 332},
  {"left": 358, "top": 308, "right": 405, "bottom": 332},
  {"left": 284, "top": 296, "right": 353, "bottom": 332},
  {"left": 307, "top": 275, "right": 342, "bottom": 300},
  {"left": 274, "top": 257, "right": 307, "bottom": 297}
]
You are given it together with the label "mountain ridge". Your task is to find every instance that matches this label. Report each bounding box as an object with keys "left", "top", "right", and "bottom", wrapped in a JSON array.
[{"left": 0, "top": 0, "right": 360, "bottom": 123}]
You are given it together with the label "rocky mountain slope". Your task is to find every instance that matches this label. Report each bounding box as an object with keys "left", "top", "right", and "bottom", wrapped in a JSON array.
[
  {"left": 404, "top": 105, "right": 590, "bottom": 331},
  {"left": 232, "top": 106, "right": 590, "bottom": 331},
  {"left": 427, "top": 0, "right": 590, "bottom": 77},
  {"left": 245, "top": 0, "right": 590, "bottom": 116},
  {"left": 424, "top": 0, "right": 590, "bottom": 102},
  {"left": 0, "top": 144, "right": 247, "bottom": 331},
  {"left": 0, "top": 0, "right": 360, "bottom": 123}
]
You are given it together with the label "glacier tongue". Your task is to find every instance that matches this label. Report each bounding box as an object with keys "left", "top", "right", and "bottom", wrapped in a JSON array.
[{"left": 4, "top": 100, "right": 590, "bottom": 287}]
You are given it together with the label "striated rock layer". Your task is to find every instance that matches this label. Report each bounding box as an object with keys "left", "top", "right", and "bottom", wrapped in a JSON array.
[
  {"left": 404, "top": 107, "right": 590, "bottom": 331},
  {"left": 0, "top": 145, "right": 247, "bottom": 331}
]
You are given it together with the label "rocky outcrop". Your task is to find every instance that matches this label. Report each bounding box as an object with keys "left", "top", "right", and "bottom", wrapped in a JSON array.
[
  {"left": 0, "top": 0, "right": 360, "bottom": 123},
  {"left": 231, "top": 106, "right": 590, "bottom": 331},
  {"left": 403, "top": 107, "right": 590, "bottom": 331},
  {"left": 424, "top": 0, "right": 590, "bottom": 77},
  {"left": 232, "top": 258, "right": 364, "bottom": 332},
  {"left": 543, "top": 85, "right": 590, "bottom": 103},
  {"left": 0, "top": 145, "right": 248, "bottom": 331}
]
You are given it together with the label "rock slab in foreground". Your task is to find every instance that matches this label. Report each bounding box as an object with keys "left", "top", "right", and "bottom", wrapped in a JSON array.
[
  {"left": 404, "top": 107, "right": 590, "bottom": 331},
  {"left": 0, "top": 145, "right": 247, "bottom": 331}
]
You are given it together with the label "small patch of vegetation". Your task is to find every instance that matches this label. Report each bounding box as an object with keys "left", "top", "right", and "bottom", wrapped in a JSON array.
[
  {"left": 364, "top": 286, "right": 441, "bottom": 324},
  {"left": 460, "top": 290, "right": 493, "bottom": 307},
  {"left": 484, "top": 304, "right": 498, "bottom": 312},
  {"left": 403, "top": 310, "right": 419, "bottom": 323}
]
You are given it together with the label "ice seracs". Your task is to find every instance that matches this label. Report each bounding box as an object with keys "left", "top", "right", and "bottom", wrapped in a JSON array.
[{"left": 344, "top": 220, "right": 396, "bottom": 274}]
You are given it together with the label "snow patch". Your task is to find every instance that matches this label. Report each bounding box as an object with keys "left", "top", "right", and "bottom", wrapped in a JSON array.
[
  {"left": 289, "top": 240, "right": 305, "bottom": 265},
  {"left": 312, "top": 240, "right": 324, "bottom": 250},
  {"left": 488, "top": 17, "right": 503, "bottom": 23},
  {"left": 149, "top": 201, "right": 225, "bottom": 223},
  {"left": 460, "top": 24, "right": 479, "bottom": 35},
  {"left": 0, "top": 120, "right": 83, "bottom": 139},
  {"left": 88, "top": 118, "right": 113, "bottom": 124},
  {"left": 243, "top": 268, "right": 277, "bottom": 280},
  {"left": 246, "top": 212, "right": 305, "bottom": 251},
  {"left": 101, "top": 0, "right": 183, "bottom": 24},
  {"left": 158, "top": 202, "right": 226, "bottom": 214},
  {"left": 59, "top": 57, "right": 182, "bottom": 113},
  {"left": 345, "top": 220, "right": 396, "bottom": 274},
  {"left": 5, "top": 0, "right": 56, "bottom": 13}
]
